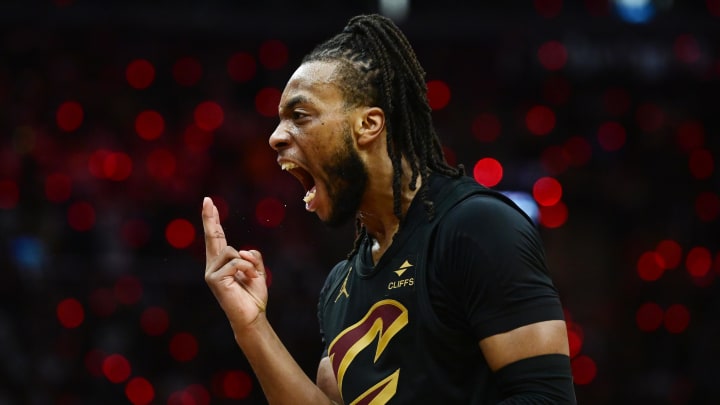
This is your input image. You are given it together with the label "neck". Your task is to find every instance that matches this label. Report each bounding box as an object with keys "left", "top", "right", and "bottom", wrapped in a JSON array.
[{"left": 357, "top": 170, "right": 421, "bottom": 264}]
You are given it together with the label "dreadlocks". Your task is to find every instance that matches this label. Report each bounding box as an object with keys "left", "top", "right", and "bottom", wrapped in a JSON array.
[{"left": 302, "top": 14, "right": 464, "bottom": 257}]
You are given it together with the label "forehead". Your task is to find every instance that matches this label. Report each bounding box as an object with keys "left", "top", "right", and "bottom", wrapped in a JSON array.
[{"left": 279, "top": 61, "right": 345, "bottom": 108}]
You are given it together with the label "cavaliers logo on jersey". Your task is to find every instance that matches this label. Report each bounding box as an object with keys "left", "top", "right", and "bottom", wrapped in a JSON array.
[{"left": 328, "top": 299, "right": 409, "bottom": 404}]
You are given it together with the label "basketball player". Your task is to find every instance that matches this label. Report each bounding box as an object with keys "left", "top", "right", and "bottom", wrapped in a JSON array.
[{"left": 202, "top": 14, "right": 576, "bottom": 404}]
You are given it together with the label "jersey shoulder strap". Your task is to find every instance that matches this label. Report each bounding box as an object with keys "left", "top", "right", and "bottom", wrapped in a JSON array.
[{"left": 431, "top": 175, "right": 534, "bottom": 226}]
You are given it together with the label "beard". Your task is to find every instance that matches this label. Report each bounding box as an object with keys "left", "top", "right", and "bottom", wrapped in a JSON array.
[{"left": 321, "top": 125, "right": 369, "bottom": 228}]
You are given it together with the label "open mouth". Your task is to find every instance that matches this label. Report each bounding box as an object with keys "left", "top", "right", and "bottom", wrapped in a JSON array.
[{"left": 281, "top": 162, "right": 317, "bottom": 206}]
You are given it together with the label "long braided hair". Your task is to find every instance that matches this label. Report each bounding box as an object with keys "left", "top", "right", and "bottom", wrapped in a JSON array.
[{"left": 302, "top": 14, "right": 464, "bottom": 257}]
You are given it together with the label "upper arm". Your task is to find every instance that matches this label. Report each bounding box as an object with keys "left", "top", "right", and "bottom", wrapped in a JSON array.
[
  {"left": 479, "top": 319, "right": 569, "bottom": 372},
  {"left": 317, "top": 356, "right": 343, "bottom": 404},
  {"left": 435, "top": 195, "right": 565, "bottom": 338},
  {"left": 434, "top": 194, "right": 569, "bottom": 370}
]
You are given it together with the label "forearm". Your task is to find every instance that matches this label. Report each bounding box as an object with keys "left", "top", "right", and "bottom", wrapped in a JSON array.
[{"left": 232, "top": 314, "right": 333, "bottom": 405}]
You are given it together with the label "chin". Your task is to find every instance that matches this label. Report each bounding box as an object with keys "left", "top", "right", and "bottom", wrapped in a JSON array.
[{"left": 321, "top": 211, "right": 355, "bottom": 229}]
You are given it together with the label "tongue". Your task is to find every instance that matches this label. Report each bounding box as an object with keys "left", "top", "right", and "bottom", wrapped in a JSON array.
[{"left": 303, "top": 185, "right": 317, "bottom": 211}]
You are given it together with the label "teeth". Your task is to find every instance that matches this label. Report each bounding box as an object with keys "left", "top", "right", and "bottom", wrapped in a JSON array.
[
  {"left": 281, "top": 162, "right": 298, "bottom": 171},
  {"left": 303, "top": 189, "right": 316, "bottom": 203}
]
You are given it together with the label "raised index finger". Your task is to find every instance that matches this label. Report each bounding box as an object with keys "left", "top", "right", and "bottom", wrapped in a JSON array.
[{"left": 201, "top": 196, "right": 227, "bottom": 258}]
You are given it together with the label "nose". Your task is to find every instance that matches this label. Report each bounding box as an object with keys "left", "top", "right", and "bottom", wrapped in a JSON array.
[{"left": 268, "top": 122, "right": 290, "bottom": 151}]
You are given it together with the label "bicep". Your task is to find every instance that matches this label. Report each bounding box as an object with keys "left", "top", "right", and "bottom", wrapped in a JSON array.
[
  {"left": 478, "top": 319, "right": 569, "bottom": 372},
  {"left": 316, "top": 356, "right": 343, "bottom": 405}
]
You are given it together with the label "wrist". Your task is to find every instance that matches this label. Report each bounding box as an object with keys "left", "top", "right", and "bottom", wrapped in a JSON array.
[{"left": 231, "top": 311, "right": 270, "bottom": 345}]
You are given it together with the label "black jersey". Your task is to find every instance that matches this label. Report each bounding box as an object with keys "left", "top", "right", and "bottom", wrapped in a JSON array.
[{"left": 317, "top": 174, "right": 565, "bottom": 404}]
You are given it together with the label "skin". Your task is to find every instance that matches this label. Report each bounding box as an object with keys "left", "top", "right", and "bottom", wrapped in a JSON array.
[{"left": 202, "top": 60, "right": 570, "bottom": 404}]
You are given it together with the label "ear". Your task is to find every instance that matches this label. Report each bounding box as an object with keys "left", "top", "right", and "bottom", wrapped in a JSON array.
[{"left": 354, "top": 107, "right": 385, "bottom": 148}]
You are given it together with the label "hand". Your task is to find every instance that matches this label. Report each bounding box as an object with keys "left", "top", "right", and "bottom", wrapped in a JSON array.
[{"left": 202, "top": 197, "right": 268, "bottom": 330}]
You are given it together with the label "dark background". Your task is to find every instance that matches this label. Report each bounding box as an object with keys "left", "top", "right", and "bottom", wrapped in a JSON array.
[{"left": 1, "top": 0, "right": 719, "bottom": 404}]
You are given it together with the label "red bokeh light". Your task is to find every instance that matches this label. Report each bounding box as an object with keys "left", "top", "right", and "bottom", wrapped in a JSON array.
[
  {"left": 56, "top": 101, "right": 84, "bottom": 132},
  {"left": 0, "top": 180, "right": 19, "bottom": 209},
  {"left": 103, "top": 152, "right": 133, "bottom": 181},
  {"left": 227, "top": 52, "right": 257, "bottom": 83},
  {"left": 673, "top": 34, "right": 702, "bottom": 64},
  {"left": 664, "top": 304, "right": 690, "bottom": 334},
  {"left": 533, "top": 0, "right": 563, "bottom": 18},
  {"left": 88, "top": 287, "right": 118, "bottom": 317},
  {"left": 675, "top": 121, "right": 705, "bottom": 152},
  {"left": 259, "top": 39, "right": 289, "bottom": 70},
  {"left": 471, "top": 113, "right": 501, "bottom": 142},
  {"left": 126, "top": 59, "right": 155, "bottom": 90},
  {"left": 636, "top": 301, "right": 664, "bottom": 332},
  {"left": 473, "top": 158, "right": 503, "bottom": 187},
  {"left": 525, "top": 105, "right": 556, "bottom": 136},
  {"left": 121, "top": 219, "right": 151, "bottom": 248},
  {"left": 533, "top": 177, "right": 563, "bottom": 207},
  {"left": 635, "top": 103, "right": 665, "bottom": 133},
  {"left": 172, "top": 56, "right": 203, "bottom": 87},
  {"left": 102, "top": 354, "right": 131, "bottom": 383},
  {"left": 135, "top": 110, "right": 165, "bottom": 140},
  {"left": 637, "top": 251, "right": 665, "bottom": 281},
  {"left": 597, "top": 121, "right": 626, "bottom": 151},
  {"left": 67, "top": 201, "right": 96, "bottom": 231},
  {"left": 538, "top": 40, "right": 568, "bottom": 71},
  {"left": 140, "top": 306, "right": 170, "bottom": 336},
  {"left": 57, "top": 297, "right": 84, "bottom": 329},
  {"left": 222, "top": 370, "right": 253, "bottom": 399},
  {"left": 602, "top": 87, "right": 631, "bottom": 117},
  {"left": 166, "top": 218, "right": 195, "bottom": 249},
  {"left": 114, "top": 275, "right": 143, "bottom": 306},
  {"left": 567, "top": 328, "right": 583, "bottom": 358},
  {"left": 146, "top": 148, "right": 176, "bottom": 180},
  {"left": 45, "top": 172, "right": 72, "bottom": 203},
  {"left": 427, "top": 80, "right": 451, "bottom": 110},
  {"left": 563, "top": 136, "right": 592, "bottom": 167},
  {"left": 88, "top": 149, "right": 110, "bottom": 179},
  {"left": 255, "top": 197, "right": 285, "bottom": 228},
  {"left": 695, "top": 191, "right": 720, "bottom": 222},
  {"left": 571, "top": 355, "right": 597, "bottom": 385},
  {"left": 183, "top": 125, "right": 214, "bottom": 153},
  {"left": 194, "top": 101, "right": 224, "bottom": 131},
  {"left": 255, "top": 87, "right": 282, "bottom": 118},
  {"left": 125, "top": 377, "right": 155, "bottom": 405},
  {"left": 655, "top": 239, "right": 682, "bottom": 270},
  {"left": 688, "top": 148, "right": 714, "bottom": 179},
  {"left": 686, "top": 246, "right": 712, "bottom": 278},
  {"left": 538, "top": 201, "right": 568, "bottom": 228},
  {"left": 169, "top": 332, "right": 199, "bottom": 362}
]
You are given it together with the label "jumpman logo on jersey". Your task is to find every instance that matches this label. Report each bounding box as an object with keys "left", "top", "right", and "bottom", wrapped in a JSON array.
[{"left": 335, "top": 265, "right": 353, "bottom": 302}]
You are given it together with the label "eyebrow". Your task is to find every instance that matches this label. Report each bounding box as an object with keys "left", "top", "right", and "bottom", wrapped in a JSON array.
[{"left": 282, "top": 95, "right": 310, "bottom": 111}]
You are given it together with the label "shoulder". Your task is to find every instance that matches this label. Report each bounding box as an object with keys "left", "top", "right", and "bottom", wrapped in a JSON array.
[{"left": 437, "top": 188, "right": 536, "bottom": 240}]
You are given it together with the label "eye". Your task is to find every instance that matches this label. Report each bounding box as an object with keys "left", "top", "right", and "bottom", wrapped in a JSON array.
[{"left": 292, "top": 111, "right": 308, "bottom": 121}]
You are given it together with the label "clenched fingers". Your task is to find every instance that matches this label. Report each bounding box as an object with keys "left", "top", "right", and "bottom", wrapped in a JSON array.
[{"left": 238, "top": 249, "right": 266, "bottom": 278}]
